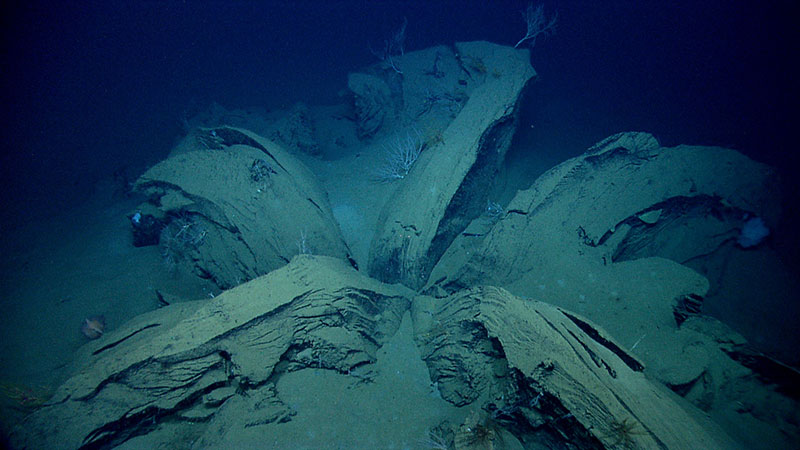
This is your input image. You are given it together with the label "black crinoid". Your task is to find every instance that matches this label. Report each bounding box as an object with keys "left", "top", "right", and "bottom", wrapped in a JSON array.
[{"left": 604, "top": 417, "right": 646, "bottom": 449}]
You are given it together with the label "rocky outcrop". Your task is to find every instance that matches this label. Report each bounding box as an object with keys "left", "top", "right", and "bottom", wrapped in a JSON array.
[
  {"left": 133, "top": 126, "right": 351, "bottom": 288},
  {"left": 10, "top": 257, "right": 740, "bottom": 449},
  {"left": 413, "top": 286, "right": 738, "bottom": 449},
  {"left": 368, "top": 41, "right": 537, "bottom": 289},
  {"left": 265, "top": 102, "right": 321, "bottom": 156},
  {"left": 347, "top": 73, "right": 393, "bottom": 139},
  {"left": 9, "top": 256, "right": 413, "bottom": 449},
  {"left": 427, "top": 132, "right": 780, "bottom": 349},
  {"left": 10, "top": 43, "right": 795, "bottom": 449},
  {"left": 420, "top": 132, "right": 797, "bottom": 447}
]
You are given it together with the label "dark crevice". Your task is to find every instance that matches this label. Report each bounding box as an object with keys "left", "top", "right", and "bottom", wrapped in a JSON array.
[
  {"left": 92, "top": 324, "right": 162, "bottom": 356},
  {"left": 606, "top": 195, "right": 741, "bottom": 261},
  {"left": 423, "top": 113, "right": 518, "bottom": 287},
  {"left": 211, "top": 126, "right": 288, "bottom": 173},
  {"left": 561, "top": 311, "right": 644, "bottom": 372}
]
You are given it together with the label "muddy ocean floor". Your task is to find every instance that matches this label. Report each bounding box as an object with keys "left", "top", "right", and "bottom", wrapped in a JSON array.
[{"left": 0, "top": 186, "right": 217, "bottom": 427}]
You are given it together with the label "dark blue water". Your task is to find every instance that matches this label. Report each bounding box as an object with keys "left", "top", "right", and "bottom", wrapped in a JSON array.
[
  {"left": 2, "top": 0, "right": 796, "bottom": 234},
  {"left": 1, "top": 3, "right": 799, "bottom": 447}
]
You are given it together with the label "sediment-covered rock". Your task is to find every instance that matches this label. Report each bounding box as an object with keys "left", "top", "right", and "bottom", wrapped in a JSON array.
[
  {"left": 9, "top": 256, "right": 412, "bottom": 449},
  {"left": 427, "top": 132, "right": 780, "bottom": 347},
  {"left": 133, "top": 126, "right": 351, "bottom": 288},
  {"left": 368, "top": 41, "right": 537, "bottom": 289},
  {"left": 421, "top": 132, "right": 798, "bottom": 447},
  {"left": 412, "top": 286, "right": 738, "bottom": 449},
  {"left": 348, "top": 73, "right": 393, "bottom": 139}
]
